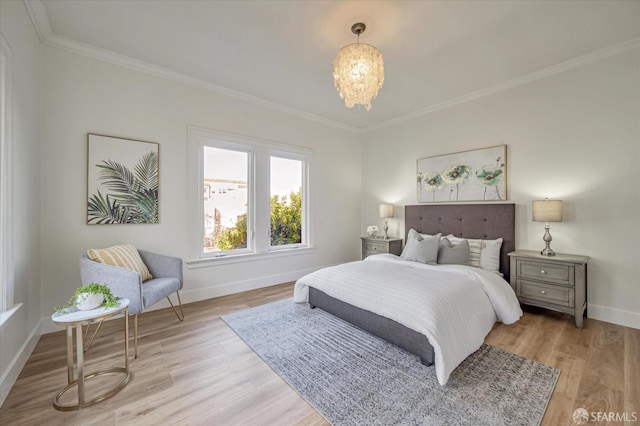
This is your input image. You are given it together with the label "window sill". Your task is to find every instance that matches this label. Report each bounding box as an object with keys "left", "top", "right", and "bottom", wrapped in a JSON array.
[
  {"left": 0, "top": 303, "right": 23, "bottom": 332},
  {"left": 186, "top": 246, "right": 315, "bottom": 269}
]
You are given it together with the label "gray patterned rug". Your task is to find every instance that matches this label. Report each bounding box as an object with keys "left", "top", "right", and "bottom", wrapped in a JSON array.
[{"left": 222, "top": 299, "right": 559, "bottom": 426}]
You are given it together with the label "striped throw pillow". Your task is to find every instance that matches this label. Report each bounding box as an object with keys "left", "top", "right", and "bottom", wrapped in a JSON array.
[{"left": 88, "top": 243, "right": 153, "bottom": 281}]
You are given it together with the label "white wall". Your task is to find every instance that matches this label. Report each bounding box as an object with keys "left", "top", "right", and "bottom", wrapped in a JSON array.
[
  {"left": 0, "top": 1, "right": 43, "bottom": 404},
  {"left": 39, "top": 46, "right": 362, "bottom": 327},
  {"left": 361, "top": 49, "right": 640, "bottom": 328}
]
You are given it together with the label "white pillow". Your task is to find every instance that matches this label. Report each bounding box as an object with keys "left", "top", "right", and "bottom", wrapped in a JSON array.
[
  {"left": 445, "top": 235, "right": 503, "bottom": 273},
  {"left": 401, "top": 229, "right": 441, "bottom": 264},
  {"left": 478, "top": 238, "right": 503, "bottom": 272}
]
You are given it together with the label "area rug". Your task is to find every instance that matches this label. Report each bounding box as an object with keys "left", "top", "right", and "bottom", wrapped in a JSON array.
[{"left": 222, "top": 299, "right": 559, "bottom": 426}]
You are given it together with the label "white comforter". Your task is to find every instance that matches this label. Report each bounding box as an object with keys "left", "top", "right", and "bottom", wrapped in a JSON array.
[{"left": 293, "top": 254, "right": 522, "bottom": 385}]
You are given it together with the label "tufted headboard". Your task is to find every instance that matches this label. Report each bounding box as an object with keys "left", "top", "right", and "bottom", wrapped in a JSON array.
[{"left": 404, "top": 204, "right": 515, "bottom": 281}]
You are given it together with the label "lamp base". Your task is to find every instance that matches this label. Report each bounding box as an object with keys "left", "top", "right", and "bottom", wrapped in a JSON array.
[
  {"left": 540, "top": 246, "right": 556, "bottom": 256},
  {"left": 383, "top": 220, "right": 389, "bottom": 240},
  {"left": 540, "top": 223, "right": 555, "bottom": 256}
]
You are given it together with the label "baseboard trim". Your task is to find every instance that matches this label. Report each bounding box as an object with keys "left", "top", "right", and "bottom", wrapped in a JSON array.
[
  {"left": 588, "top": 304, "right": 640, "bottom": 329},
  {"left": 173, "top": 265, "right": 326, "bottom": 306},
  {"left": 40, "top": 265, "right": 331, "bottom": 335},
  {"left": 0, "top": 320, "right": 41, "bottom": 407}
]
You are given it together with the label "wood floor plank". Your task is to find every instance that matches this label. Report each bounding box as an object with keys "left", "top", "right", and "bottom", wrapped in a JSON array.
[
  {"left": 0, "top": 282, "right": 637, "bottom": 425},
  {"left": 624, "top": 327, "right": 640, "bottom": 417}
]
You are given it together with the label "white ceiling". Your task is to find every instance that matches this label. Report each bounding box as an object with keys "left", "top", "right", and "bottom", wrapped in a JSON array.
[{"left": 29, "top": 0, "right": 640, "bottom": 131}]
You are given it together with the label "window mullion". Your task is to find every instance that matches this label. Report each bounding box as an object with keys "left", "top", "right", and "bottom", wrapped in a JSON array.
[{"left": 253, "top": 148, "right": 270, "bottom": 253}]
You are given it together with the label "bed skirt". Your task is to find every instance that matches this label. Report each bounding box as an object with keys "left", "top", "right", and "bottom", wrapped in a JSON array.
[{"left": 308, "top": 287, "right": 435, "bottom": 366}]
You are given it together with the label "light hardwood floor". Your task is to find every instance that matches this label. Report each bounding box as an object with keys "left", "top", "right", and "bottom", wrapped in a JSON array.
[{"left": 1, "top": 282, "right": 638, "bottom": 425}]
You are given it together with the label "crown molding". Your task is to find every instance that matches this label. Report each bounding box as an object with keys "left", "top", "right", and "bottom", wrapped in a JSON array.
[
  {"left": 44, "top": 32, "right": 364, "bottom": 134},
  {"left": 23, "top": 0, "right": 51, "bottom": 44},
  {"left": 23, "top": 0, "right": 639, "bottom": 135},
  {"left": 363, "top": 37, "right": 640, "bottom": 133},
  {"left": 22, "top": 1, "right": 361, "bottom": 135}
]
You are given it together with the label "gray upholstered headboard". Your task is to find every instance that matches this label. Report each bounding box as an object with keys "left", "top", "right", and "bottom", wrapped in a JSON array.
[{"left": 404, "top": 204, "right": 515, "bottom": 281}]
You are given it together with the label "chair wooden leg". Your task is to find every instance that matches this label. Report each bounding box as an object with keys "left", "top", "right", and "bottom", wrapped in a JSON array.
[
  {"left": 166, "top": 290, "right": 185, "bottom": 322},
  {"left": 134, "top": 314, "right": 138, "bottom": 359}
]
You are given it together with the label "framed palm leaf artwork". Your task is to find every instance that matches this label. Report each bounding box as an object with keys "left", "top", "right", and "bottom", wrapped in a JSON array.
[
  {"left": 417, "top": 145, "right": 507, "bottom": 203},
  {"left": 87, "top": 134, "right": 159, "bottom": 224}
]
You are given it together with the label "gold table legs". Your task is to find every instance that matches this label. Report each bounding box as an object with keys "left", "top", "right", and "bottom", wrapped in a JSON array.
[{"left": 53, "top": 308, "right": 130, "bottom": 411}]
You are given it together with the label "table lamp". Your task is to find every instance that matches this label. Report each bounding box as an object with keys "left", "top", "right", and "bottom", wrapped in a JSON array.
[
  {"left": 532, "top": 199, "right": 563, "bottom": 256},
  {"left": 379, "top": 204, "right": 394, "bottom": 239}
]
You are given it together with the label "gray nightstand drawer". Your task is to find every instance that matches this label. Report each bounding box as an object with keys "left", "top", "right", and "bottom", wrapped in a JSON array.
[
  {"left": 517, "top": 279, "right": 574, "bottom": 307},
  {"left": 364, "top": 241, "right": 386, "bottom": 253},
  {"left": 360, "top": 237, "right": 403, "bottom": 259},
  {"left": 518, "top": 259, "right": 573, "bottom": 285}
]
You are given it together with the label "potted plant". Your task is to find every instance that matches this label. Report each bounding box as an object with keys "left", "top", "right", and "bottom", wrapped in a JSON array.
[{"left": 56, "top": 283, "right": 120, "bottom": 313}]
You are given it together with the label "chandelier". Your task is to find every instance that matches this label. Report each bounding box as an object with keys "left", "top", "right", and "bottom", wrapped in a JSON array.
[{"left": 333, "top": 23, "right": 384, "bottom": 111}]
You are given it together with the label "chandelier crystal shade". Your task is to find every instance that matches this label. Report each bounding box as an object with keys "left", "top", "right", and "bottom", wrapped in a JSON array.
[{"left": 333, "top": 23, "right": 384, "bottom": 111}]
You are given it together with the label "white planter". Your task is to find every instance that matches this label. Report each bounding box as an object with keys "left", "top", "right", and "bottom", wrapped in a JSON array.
[{"left": 76, "top": 292, "right": 104, "bottom": 310}]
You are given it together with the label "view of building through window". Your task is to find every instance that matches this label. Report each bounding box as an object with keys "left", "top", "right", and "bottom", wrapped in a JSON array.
[{"left": 203, "top": 147, "right": 249, "bottom": 253}]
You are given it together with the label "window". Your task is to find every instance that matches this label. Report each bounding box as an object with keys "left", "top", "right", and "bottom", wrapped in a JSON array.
[
  {"left": 0, "top": 32, "right": 13, "bottom": 316},
  {"left": 270, "top": 156, "right": 304, "bottom": 248},
  {"left": 189, "top": 127, "right": 311, "bottom": 263},
  {"left": 203, "top": 146, "right": 250, "bottom": 255}
]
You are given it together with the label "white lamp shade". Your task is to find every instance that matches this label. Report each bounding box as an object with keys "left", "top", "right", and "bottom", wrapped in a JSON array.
[
  {"left": 379, "top": 204, "right": 394, "bottom": 218},
  {"left": 532, "top": 199, "right": 563, "bottom": 222}
]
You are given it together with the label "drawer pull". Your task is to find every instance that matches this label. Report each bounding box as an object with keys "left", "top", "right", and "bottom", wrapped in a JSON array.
[
  {"left": 540, "top": 270, "right": 546, "bottom": 274},
  {"left": 373, "top": 247, "right": 377, "bottom": 251},
  {"left": 540, "top": 290, "right": 546, "bottom": 295}
]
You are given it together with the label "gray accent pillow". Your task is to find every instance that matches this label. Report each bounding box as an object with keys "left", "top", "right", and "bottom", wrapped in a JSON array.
[
  {"left": 401, "top": 229, "right": 440, "bottom": 264},
  {"left": 438, "top": 238, "right": 470, "bottom": 265}
]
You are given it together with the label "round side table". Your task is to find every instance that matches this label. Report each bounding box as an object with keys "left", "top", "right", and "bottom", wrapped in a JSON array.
[{"left": 51, "top": 298, "right": 130, "bottom": 411}]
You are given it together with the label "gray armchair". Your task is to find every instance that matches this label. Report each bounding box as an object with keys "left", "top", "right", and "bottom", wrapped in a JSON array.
[{"left": 80, "top": 249, "right": 184, "bottom": 358}]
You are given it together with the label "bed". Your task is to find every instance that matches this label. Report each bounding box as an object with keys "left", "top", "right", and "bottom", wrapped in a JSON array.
[{"left": 294, "top": 203, "right": 520, "bottom": 385}]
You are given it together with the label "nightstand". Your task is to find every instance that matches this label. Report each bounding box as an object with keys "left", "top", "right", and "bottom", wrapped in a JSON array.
[
  {"left": 508, "top": 250, "right": 589, "bottom": 328},
  {"left": 361, "top": 237, "right": 403, "bottom": 259}
]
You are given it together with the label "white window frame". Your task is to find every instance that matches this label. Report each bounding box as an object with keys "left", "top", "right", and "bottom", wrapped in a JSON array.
[
  {"left": 0, "top": 31, "right": 16, "bottom": 325},
  {"left": 188, "top": 127, "right": 313, "bottom": 267}
]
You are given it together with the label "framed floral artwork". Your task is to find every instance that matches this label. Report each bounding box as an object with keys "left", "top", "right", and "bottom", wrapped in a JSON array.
[
  {"left": 417, "top": 145, "right": 507, "bottom": 203},
  {"left": 87, "top": 134, "right": 159, "bottom": 224}
]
